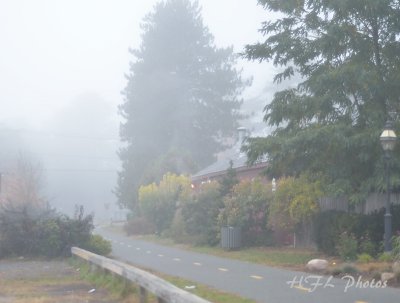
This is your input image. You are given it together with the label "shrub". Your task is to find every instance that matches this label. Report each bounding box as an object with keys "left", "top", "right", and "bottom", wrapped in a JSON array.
[
  {"left": 220, "top": 179, "right": 273, "bottom": 246},
  {"left": 57, "top": 205, "right": 94, "bottom": 255},
  {"left": 314, "top": 210, "right": 358, "bottom": 255},
  {"left": 357, "top": 253, "right": 373, "bottom": 263},
  {"left": 359, "top": 235, "right": 377, "bottom": 257},
  {"left": 138, "top": 173, "right": 191, "bottom": 234},
  {"left": 270, "top": 175, "right": 322, "bottom": 232},
  {"left": 181, "top": 182, "right": 222, "bottom": 246},
  {"left": 84, "top": 234, "right": 112, "bottom": 256},
  {"left": 392, "top": 235, "right": 400, "bottom": 261},
  {"left": 314, "top": 205, "right": 400, "bottom": 257},
  {"left": 35, "top": 218, "right": 62, "bottom": 257},
  {"left": 0, "top": 203, "right": 65, "bottom": 257},
  {"left": 337, "top": 232, "right": 358, "bottom": 261},
  {"left": 0, "top": 203, "right": 96, "bottom": 258},
  {"left": 167, "top": 209, "right": 189, "bottom": 243},
  {"left": 378, "top": 252, "right": 393, "bottom": 262}
]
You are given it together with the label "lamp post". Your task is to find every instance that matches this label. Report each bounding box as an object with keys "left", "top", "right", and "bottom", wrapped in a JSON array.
[{"left": 380, "top": 120, "right": 397, "bottom": 252}]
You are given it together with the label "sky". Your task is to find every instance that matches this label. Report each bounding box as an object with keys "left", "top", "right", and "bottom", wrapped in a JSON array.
[
  {"left": 0, "top": 0, "right": 273, "bottom": 129},
  {"left": 0, "top": 0, "right": 276, "bottom": 217}
]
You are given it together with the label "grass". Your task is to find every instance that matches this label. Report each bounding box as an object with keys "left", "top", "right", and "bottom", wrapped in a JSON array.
[
  {"left": 160, "top": 274, "right": 256, "bottom": 303},
  {"left": 0, "top": 275, "right": 105, "bottom": 303},
  {"left": 70, "top": 258, "right": 139, "bottom": 302},
  {"left": 193, "top": 245, "right": 318, "bottom": 268},
  {"left": 73, "top": 257, "right": 256, "bottom": 303},
  {"left": 0, "top": 258, "right": 120, "bottom": 303},
  {"left": 130, "top": 232, "right": 320, "bottom": 269}
]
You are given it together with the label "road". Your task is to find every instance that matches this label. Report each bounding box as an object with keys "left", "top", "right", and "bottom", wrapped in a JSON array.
[{"left": 97, "top": 227, "right": 400, "bottom": 303}]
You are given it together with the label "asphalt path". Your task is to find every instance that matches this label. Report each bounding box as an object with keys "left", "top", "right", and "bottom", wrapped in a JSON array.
[{"left": 97, "top": 227, "right": 400, "bottom": 303}]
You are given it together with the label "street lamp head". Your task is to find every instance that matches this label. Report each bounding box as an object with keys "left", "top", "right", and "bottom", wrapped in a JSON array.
[{"left": 380, "top": 120, "right": 397, "bottom": 152}]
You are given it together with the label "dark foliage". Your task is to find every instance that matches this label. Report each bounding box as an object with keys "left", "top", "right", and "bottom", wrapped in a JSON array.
[
  {"left": 314, "top": 205, "right": 400, "bottom": 256},
  {"left": 244, "top": 0, "right": 400, "bottom": 204},
  {"left": 0, "top": 204, "right": 110, "bottom": 258},
  {"left": 181, "top": 183, "right": 222, "bottom": 246},
  {"left": 218, "top": 160, "right": 239, "bottom": 197}
]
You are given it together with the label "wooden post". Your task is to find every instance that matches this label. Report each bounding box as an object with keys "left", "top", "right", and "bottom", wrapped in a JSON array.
[
  {"left": 293, "top": 232, "right": 296, "bottom": 249},
  {"left": 157, "top": 298, "right": 167, "bottom": 303},
  {"left": 139, "top": 286, "right": 148, "bottom": 303},
  {"left": 90, "top": 262, "right": 97, "bottom": 273}
]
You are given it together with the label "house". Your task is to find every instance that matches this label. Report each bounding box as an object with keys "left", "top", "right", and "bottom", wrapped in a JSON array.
[{"left": 191, "top": 127, "right": 269, "bottom": 187}]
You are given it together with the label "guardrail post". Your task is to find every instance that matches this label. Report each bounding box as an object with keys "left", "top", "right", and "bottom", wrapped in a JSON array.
[
  {"left": 139, "top": 286, "right": 148, "bottom": 303},
  {"left": 90, "top": 262, "right": 97, "bottom": 273}
]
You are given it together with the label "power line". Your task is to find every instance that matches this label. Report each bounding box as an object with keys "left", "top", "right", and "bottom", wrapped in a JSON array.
[
  {"left": 0, "top": 127, "right": 120, "bottom": 142},
  {"left": 44, "top": 168, "right": 118, "bottom": 173},
  {"left": 30, "top": 151, "right": 118, "bottom": 161}
]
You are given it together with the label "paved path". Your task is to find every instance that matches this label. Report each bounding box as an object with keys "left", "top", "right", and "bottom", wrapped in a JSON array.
[{"left": 97, "top": 227, "right": 400, "bottom": 303}]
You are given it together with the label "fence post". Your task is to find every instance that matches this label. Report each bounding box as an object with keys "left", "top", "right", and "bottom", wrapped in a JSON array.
[
  {"left": 89, "top": 261, "right": 97, "bottom": 273},
  {"left": 139, "top": 286, "right": 148, "bottom": 303}
]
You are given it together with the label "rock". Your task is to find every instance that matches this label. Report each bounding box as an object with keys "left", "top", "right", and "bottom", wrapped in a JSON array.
[
  {"left": 381, "top": 272, "right": 395, "bottom": 282},
  {"left": 306, "top": 259, "right": 329, "bottom": 271},
  {"left": 392, "top": 261, "right": 400, "bottom": 274}
]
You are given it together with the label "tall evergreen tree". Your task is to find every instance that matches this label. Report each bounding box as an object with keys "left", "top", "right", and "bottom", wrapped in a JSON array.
[
  {"left": 244, "top": 0, "right": 400, "bottom": 204},
  {"left": 117, "top": 0, "right": 247, "bottom": 209}
]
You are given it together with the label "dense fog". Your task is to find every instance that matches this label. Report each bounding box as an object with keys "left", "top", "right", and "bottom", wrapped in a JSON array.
[{"left": 0, "top": 0, "right": 279, "bottom": 221}]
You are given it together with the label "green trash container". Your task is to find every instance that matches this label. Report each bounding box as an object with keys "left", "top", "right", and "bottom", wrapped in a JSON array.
[{"left": 221, "top": 226, "right": 241, "bottom": 250}]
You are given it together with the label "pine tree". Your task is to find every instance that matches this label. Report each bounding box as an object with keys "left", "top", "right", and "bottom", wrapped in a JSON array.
[{"left": 117, "top": 0, "right": 247, "bottom": 209}]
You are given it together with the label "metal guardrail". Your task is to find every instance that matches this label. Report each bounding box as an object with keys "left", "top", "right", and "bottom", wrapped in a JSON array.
[{"left": 71, "top": 247, "right": 211, "bottom": 303}]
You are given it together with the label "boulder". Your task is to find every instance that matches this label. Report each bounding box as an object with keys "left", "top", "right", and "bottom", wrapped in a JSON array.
[
  {"left": 306, "top": 259, "right": 329, "bottom": 271},
  {"left": 381, "top": 272, "right": 395, "bottom": 282},
  {"left": 392, "top": 261, "right": 400, "bottom": 274}
]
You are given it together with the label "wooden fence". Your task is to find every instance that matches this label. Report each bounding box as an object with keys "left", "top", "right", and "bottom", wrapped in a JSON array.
[{"left": 71, "top": 247, "right": 211, "bottom": 303}]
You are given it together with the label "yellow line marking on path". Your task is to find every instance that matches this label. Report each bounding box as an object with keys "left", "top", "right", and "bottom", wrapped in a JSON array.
[
  {"left": 218, "top": 267, "right": 229, "bottom": 272},
  {"left": 146, "top": 250, "right": 151, "bottom": 254},
  {"left": 294, "top": 285, "right": 311, "bottom": 292},
  {"left": 158, "top": 254, "right": 164, "bottom": 257},
  {"left": 193, "top": 262, "right": 202, "bottom": 266},
  {"left": 250, "top": 275, "right": 263, "bottom": 280},
  {"left": 136, "top": 247, "right": 141, "bottom": 250},
  {"left": 355, "top": 301, "right": 368, "bottom": 303},
  {"left": 173, "top": 258, "right": 181, "bottom": 261}
]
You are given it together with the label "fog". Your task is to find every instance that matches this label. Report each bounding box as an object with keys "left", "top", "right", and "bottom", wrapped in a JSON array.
[{"left": 0, "top": 0, "right": 277, "bottom": 220}]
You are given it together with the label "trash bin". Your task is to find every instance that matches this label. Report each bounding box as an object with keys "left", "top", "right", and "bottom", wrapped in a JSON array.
[{"left": 221, "top": 226, "right": 241, "bottom": 250}]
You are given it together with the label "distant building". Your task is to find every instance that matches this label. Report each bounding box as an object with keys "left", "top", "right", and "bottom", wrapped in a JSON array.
[{"left": 191, "top": 127, "right": 269, "bottom": 187}]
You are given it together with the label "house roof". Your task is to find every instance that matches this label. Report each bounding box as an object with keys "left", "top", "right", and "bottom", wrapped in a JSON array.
[{"left": 191, "top": 140, "right": 268, "bottom": 181}]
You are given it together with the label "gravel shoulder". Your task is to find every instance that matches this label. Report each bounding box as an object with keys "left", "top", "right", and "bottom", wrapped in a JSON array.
[{"left": 0, "top": 258, "right": 119, "bottom": 303}]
